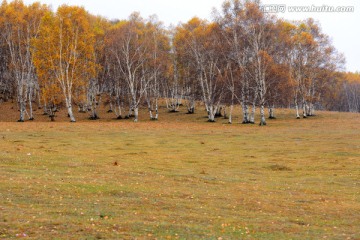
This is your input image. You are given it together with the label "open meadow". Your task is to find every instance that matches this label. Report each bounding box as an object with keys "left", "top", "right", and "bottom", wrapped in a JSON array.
[{"left": 0, "top": 104, "right": 360, "bottom": 239}]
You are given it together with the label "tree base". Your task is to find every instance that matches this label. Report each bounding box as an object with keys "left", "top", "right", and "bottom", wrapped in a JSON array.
[
  {"left": 207, "top": 119, "right": 216, "bottom": 123},
  {"left": 107, "top": 109, "right": 113, "bottom": 113},
  {"left": 17, "top": 119, "right": 24, "bottom": 122},
  {"left": 268, "top": 116, "right": 276, "bottom": 119},
  {"left": 150, "top": 118, "right": 158, "bottom": 121},
  {"left": 242, "top": 121, "right": 255, "bottom": 124},
  {"left": 89, "top": 116, "right": 100, "bottom": 120},
  {"left": 116, "top": 116, "right": 123, "bottom": 120},
  {"left": 259, "top": 122, "right": 267, "bottom": 126},
  {"left": 169, "top": 109, "right": 179, "bottom": 113},
  {"left": 29, "top": 117, "right": 34, "bottom": 121},
  {"left": 296, "top": 116, "right": 300, "bottom": 119}
]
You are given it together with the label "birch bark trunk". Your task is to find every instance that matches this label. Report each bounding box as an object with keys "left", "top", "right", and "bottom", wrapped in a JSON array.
[
  {"left": 295, "top": 102, "right": 300, "bottom": 119},
  {"left": 17, "top": 84, "right": 25, "bottom": 122},
  {"left": 259, "top": 105, "right": 266, "bottom": 126},
  {"left": 302, "top": 99, "right": 307, "bottom": 118},
  {"left": 241, "top": 80, "right": 250, "bottom": 123},
  {"left": 208, "top": 105, "right": 216, "bottom": 122},
  {"left": 148, "top": 106, "right": 154, "bottom": 120},
  {"left": 250, "top": 97, "right": 256, "bottom": 124},
  {"left": 250, "top": 105, "right": 255, "bottom": 124},
  {"left": 134, "top": 107, "right": 139, "bottom": 122},
  {"left": 268, "top": 106, "right": 275, "bottom": 119},
  {"left": 228, "top": 104, "right": 233, "bottom": 124},
  {"left": 65, "top": 97, "right": 76, "bottom": 122},
  {"left": 114, "top": 98, "right": 122, "bottom": 119},
  {"left": 28, "top": 96, "right": 34, "bottom": 120}
]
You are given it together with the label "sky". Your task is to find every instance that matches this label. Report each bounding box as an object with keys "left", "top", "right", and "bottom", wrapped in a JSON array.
[{"left": 22, "top": 0, "right": 359, "bottom": 73}]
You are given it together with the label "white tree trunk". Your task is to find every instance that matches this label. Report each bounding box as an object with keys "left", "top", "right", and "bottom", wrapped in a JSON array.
[
  {"left": 187, "top": 98, "right": 195, "bottom": 114},
  {"left": 134, "top": 107, "right": 139, "bottom": 122},
  {"left": 28, "top": 99, "right": 34, "bottom": 120},
  {"left": 18, "top": 99, "right": 25, "bottom": 122},
  {"left": 250, "top": 103, "right": 256, "bottom": 124},
  {"left": 295, "top": 100, "right": 300, "bottom": 119},
  {"left": 208, "top": 105, "right": 216, "bottom": 122},
  {"left": 114, "top": 98, "right": 122, "bottom": 119},
  {"left": 310, "top": 103, "right": 315, "bottom": 116},
  {"left": 259, "top": 104, "right": 266, "bottom": 126},
  {"left": 65, "top": 98, "right": 76, "bottom": 122},
  {"left": 241, "top": 81, "right": 250, "bottom": 124},
  {"left": 268, "top": 106, "right": 275, "bottom": 119},
  {"left": 242, "top": 103, "right": 249, "bottom": 124},
  {"left": 302, "top": 100, "right": 307, "bottom": 118},
  {"left": 305, "top": 103, "right": 310, "bottom": 116},
  {"left": 154, "top": 99, "right": 159, "bottom": 120},
  {"left": 229, "top": 104, "right": 233, "bottom": 124},
  {"left": 117, "top": 104, "right": 122, "bottom": 118},
  {"left": 148, "top": 107, "right": 154, "bottom": 120},
  {"left": 28, "top": 87, "right": 34, "bottom": 120}
]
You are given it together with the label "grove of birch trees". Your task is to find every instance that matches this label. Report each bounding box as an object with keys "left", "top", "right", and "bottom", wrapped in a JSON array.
[{"left": 0, "top": 0, "right": 358, "bottom": 124}]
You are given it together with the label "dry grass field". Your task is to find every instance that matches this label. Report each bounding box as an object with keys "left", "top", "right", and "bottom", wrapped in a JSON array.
[{"left": 0, "top": 102, "right": 359, "bottom": 239}]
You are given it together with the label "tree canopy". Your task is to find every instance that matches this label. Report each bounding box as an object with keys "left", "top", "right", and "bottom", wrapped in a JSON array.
[{"left": 0, "top": 0, "right": 357, "bottom": 123}]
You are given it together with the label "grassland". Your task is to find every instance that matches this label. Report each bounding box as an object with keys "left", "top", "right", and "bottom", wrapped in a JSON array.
[{"left": 0, "top": 103, "right": 360, "bottom": 239}]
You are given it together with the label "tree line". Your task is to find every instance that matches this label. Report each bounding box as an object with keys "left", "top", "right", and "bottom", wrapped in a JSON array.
[{"left": 0, "top": 0, "right": 358, "bottom": 124}]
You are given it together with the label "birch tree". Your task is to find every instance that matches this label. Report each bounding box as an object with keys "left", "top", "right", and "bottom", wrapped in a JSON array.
[
  {"left": 342, "top": 76, "right": 360, "bottom": 112},
  {"left": 87, "top": 15, "right": 111, "bottom": 120},
  {"left": 287, "top": 19, "right": 343, "bottom": 118},
  {"left": 0, "top": 0, "right": 48, "bottom": 121},
  {"left": 107, "top": 13, "right": 151, "bottom": 122},
  {"left": 175, "top": 18, "right": 226, "bottom": 122},
  {"left": 144, "top": 16, "right": 170, "bottom": 120},
  {"left": 244, "top": 2, "right": 275, "bottom": 126},
  {"left": 33, "top": 5, "right": 96, "bottom": 122},
  {"left": 217, "top": 0, "right": 252, "bottom": 123}
]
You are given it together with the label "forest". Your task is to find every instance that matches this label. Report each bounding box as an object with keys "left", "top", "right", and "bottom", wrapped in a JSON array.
[
  {"left": 1, "top": 1, "right": 360, "bottom": 238},
  {"left": 0, "top": 0, "right": 359, "bottom": 124}
]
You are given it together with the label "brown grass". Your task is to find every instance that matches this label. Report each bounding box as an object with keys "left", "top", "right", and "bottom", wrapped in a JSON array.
[{"left": 0, "top": 102, "right": 359, "bottom": 239}]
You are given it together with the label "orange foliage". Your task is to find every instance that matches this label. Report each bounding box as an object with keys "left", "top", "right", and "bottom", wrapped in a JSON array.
[{"left": 32, "top": 5, "right": 96, "bottom": 110}]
